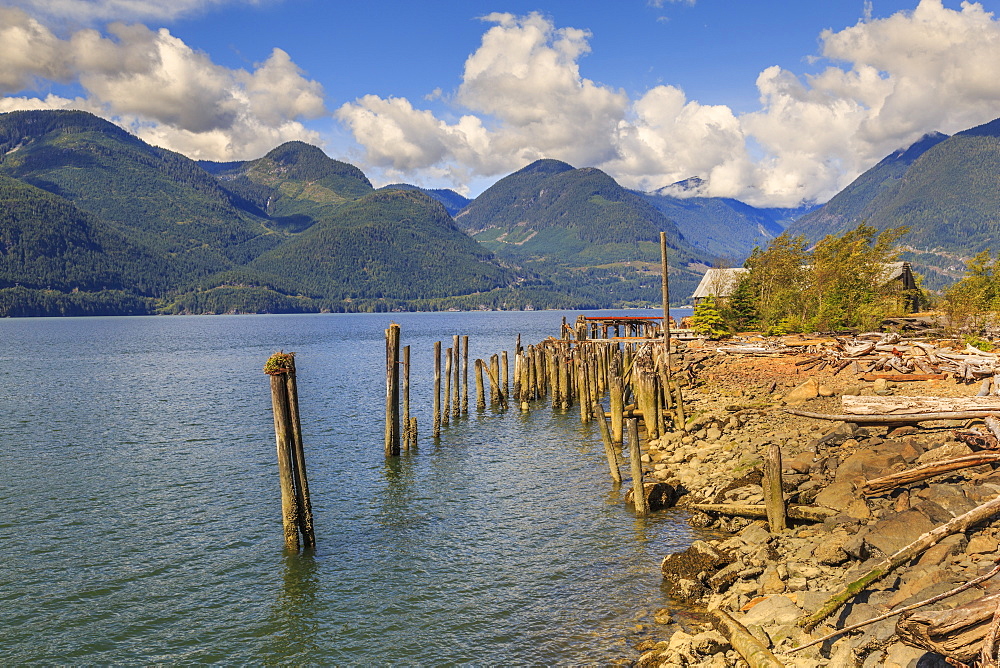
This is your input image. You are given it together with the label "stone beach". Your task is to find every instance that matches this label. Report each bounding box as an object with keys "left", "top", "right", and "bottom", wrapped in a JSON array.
[{"left": 629, "top": 341, "right": 1000, "bottom": 667}]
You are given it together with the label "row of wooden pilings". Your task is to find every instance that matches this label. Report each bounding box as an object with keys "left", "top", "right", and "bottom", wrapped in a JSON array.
[{"left": 383, "top": 324, "right": 690, "bottom": 516}]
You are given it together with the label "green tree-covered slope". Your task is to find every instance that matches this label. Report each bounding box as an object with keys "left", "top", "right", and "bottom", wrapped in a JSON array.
[{"left": 0, "top": 110, "right": 281, "bottom": 274}]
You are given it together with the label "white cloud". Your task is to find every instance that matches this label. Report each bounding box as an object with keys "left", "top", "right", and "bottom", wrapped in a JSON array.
[
  {"left": 3, "top": 0, "right": 266, "bottom": 24},
  {"left": 0, "top": 7, "right": 325, "bottom": 160},
  {"left": 337, "top": 1, "right": 1000, "bottom": 207}
]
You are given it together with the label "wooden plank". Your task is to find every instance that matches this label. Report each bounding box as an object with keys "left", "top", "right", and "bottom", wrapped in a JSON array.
[
  {"left": 842, "top": 395, "right": 1000, "bottom": 415},
  {"left": 860, "top": 373, "right": 947, "bottom": 381}
]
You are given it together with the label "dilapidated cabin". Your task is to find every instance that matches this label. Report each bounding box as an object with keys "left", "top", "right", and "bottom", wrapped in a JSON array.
[{"left": 691, "top": 262, "right": 919, "bottom": 311}]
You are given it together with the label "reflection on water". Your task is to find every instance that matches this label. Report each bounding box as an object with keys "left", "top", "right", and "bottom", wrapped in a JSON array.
[{"left": 0, "top": 310, "right": 698, "bottom": 664}]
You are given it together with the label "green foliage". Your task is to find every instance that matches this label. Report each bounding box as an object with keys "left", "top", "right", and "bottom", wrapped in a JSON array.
[
  {"left": 943, "top": 251, "right": 1000, "bottom": 332},
  {"left": 964, "top": 334, "right": 994, "bottom": 352},
  {"left": 691, "top": 296, "right": 730, "bottom": 339},
  {"left": 736, "top": 225, "right": 913, "bottom": 333}
]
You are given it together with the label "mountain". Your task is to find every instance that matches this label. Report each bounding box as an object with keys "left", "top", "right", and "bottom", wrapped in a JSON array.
[
  {"left": 639, "top": 189, "right": 814, "bottom": 261},
  {"left": 788, "top": 131, "right": 949, "bottom": 243},
  {"left": 454, "top": 159, "right": 707, "bottom": 303},
  {"left": 199, "top": 141, "right": 374, "bottom": 232},
  {"left": 0, "top": 110, "right": 282, "bottom": 275},
  {"left": 0, "top": 110, "right": 516, "bottom": 315},
  {"left": 377, "top": 183, "right": 471, "bottom": 216},
  {"left": 781, "top": 129, "right": 1000, "bottom": 286}
]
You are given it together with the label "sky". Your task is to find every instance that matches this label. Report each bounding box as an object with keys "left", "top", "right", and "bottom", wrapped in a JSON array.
[{"left": 2, "top": 0, "right": 1000, "bottom": 207}]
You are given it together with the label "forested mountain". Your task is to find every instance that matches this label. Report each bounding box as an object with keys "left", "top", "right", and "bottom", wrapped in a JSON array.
[
  {"left": 784, "top": 127, "right": 1000, "bottom": 287},
  {"left": 0, "top": 110, "right": 516, "bottom": 315},
  {"left": 639, "top": 190, "right": 813, "bottom": 261},
  {"left": 377, "top": 183, "right": 471, "bottom": 215},
  {"left": 454, "top": 159, "right": 707, "bottom": 303}
]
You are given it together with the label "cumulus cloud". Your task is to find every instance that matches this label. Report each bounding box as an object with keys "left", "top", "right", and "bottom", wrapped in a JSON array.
[
  {"left": 337, "top": 1, "right": 1000, "bottom": 207},
  {"left": 3, "top": 0, "right": 266, "bottom": 24},
  {"left": 0, "top": 7, "right": 325, "bottom": 160}
]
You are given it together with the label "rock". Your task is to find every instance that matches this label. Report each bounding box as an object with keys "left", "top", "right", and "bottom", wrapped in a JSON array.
[
  {"left": 689, "top": 630, "right": 728, "bottom": 655},
  {"left": 818, "top": 384, "right": 835, "bottom": 397},
  {"left": 835, "top": 449, "right": 906, "bottom": 484},
  {"left": 917, "top": 443, "right": 974, "bottom": 464},
  {"left": 857, "top": 508, "right": 937, "bottom": 558},
  {"left": 966, "top": 534, "right": 999, "bottom": 554},
  {"left": 814, "top": 533, "right": 850, "bottom": 565},
  {"left": 740, "top": 594, "right": 801, "bottom": 626},
  {"left": 814, "top": 481, "right": 857, "bottom": 511},
  {"left": 758, "top": 564, "right": 786, "bottom": 594},
  {"left": 784, "top": 377, "right": 819, "bottom": 404},
  {"left": 881, "top": 642, "right": 929, "bottom": 668}
]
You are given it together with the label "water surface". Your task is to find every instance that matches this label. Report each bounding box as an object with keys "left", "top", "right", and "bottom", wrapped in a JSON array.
[{"left": 0, "top": 310, "right": 696, "bottom": 664}]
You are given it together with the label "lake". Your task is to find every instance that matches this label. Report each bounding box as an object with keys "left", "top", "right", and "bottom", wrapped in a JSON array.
[{"left": 0, "top": 309, "right": 698, "bottom": 664}]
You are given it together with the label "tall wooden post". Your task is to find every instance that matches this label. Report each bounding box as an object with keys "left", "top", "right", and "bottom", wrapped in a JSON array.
[
  {"left": 609, "top": 353, "right": 624, "bottom": 447},
  {"left": 661, "top": 231, "right": 686, "bottom": 431},
  {"left": 443, "top": 347, "right": 452, "bottom": 426},
  {"left": 283, "top": 357, "right": 315, "bottom": 548},
  {"left": 475, "top": 358, "right": 486, "bottom": 410},
  {"left": 490, "top": 354, "right": 501, "bottom": 407},
  {"left": 402, "top": 345, "right": 411, "bottom": 450},
  {"left": 385, "top": 324, "right": 401, "bottom": 457},
  {"left": 627, "top": 418, "right": 648, "bottom": 516},
  {"left": 433, "top": 341, "right": 442, "bottom": 438},
  {"left": 452, "top": 334, "right": 461, "bottom": 420},
  {"left": 461, "top": 335, "right": 469, "bottom": 414},
  {"left": 265, "top": 351, "right": 317, "bottom": 551},
  {"left": 587, "top": 355, "right": 622, "bottom": 484},
  {"left": 764, "top": 444, "right": 787, "bottom": 533},
  {"left": 501, "top": 350, "right": 509, "bottom": 403}
]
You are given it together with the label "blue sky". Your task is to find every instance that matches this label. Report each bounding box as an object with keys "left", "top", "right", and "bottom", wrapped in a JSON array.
[{"left": 2, "top": 0, "right": 1000, "bottom": 206}]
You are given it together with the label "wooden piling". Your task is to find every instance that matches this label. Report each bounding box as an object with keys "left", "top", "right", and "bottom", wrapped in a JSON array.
[
  {"left": 452, "top": 335, "right": 461, "bottom": 420},
  {"left": 627, "top": 418, "right": 648, "bottom": 516},
  {"left": 660, "top": 231, "right": 686, "bottom": 431},
  {"left": 265, "top": 352, "right": 304, "bottom": 551},
  {"left": 764, "top": 444, "right": 786, "bottom": 533},
  {"left": 490, "top": 354, "right": 501, "bottom": 407},
  {"left": 461, "top": 335, "right": 469, "bottom": 415},
  {"left": 444, "top": 347, "right": 452, "bottom": 426},
  {"left": 501, "top": 350, "right": 509, "bottom": 402},
  {"left": 402, "top": 344, "right": 411, "bottom": 451},
  {"left": 475, "top": 358, "right": 486, "bottom": 410},
  {"left": 610, "top": 353, "right": 624, "bottom": 446},
  {"left": 587, "top": 355, "right": 621, "bottom": 484},
  {"left": 385, "top": 324, "right": 401, "bottom": 457},
  {"left": 433, "top": 341, "right": 442, "bottom": 438},
  {"left": 282, "top": 357, "right": 315, "bottom": 547}
]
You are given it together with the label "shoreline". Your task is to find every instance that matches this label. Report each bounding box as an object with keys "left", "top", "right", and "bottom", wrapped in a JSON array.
[{"left": 628, "top": 336, "right": 1000, "bottom": 667}]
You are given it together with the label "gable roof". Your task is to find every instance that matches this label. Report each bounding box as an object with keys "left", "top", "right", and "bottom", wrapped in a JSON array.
[{"left": 691, "top": 268, "right": 747, "bottom": 300}]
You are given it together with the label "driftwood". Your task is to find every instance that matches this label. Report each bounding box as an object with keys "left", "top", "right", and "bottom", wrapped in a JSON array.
[
  {"left": 842, "top": 395, "right": 1000, "bottom": 415},
  {"left": 786, "top": 408, "right": 1000, "bottom": 424},
  {"left": 711, "top": 609, "right": 785, "bottom": 668},
  {"left": 860, "top": 373, "right": 947, "bottom": 381},
  {"left": 897, "top": 591, "right": 1000, "bottom": 663},
  {"left": 790, "top": 562, "right": 1000, "bottom": 654},
  {"left": 689, "top": 503, "right": 838, "bottom": 522},
  {"left": 860, "top": 453, "right": 1000, "bottom": 496},
  {"left": 800, "top": 493, "right": 1000, "bottom": 631}
]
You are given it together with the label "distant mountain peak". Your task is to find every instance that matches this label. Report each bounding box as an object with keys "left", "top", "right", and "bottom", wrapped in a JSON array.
[
  {"left": 513, "top": 158, "right": 575, "bottom": 176},
  {"left": 956, "top": 116, "right": 1000, "bottom": 138},
  {"left": 651, "top": 176, "right": 707, "bottom": 198}
]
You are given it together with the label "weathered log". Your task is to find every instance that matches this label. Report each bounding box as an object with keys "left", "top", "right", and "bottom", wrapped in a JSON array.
[
  {"left": 860, "top": 373, "right": 947, "bottom": 381},
  {"left": 689, "top": 503, "right": 837, "bottom": 522},
  {"left": 711, "top": 609, "right": 785, "bottom": 668},
  {"left": 786, "top": 408, "right": 1000, "bottom": 424},
  {"left": 800, "top": 492, "right": 1000, "bottom": 631},
  {"left": 842, "top": 395, "right": 1000, "bottom": 415},
  {"left": 897, "top": 592, "right": 1000, "bottom": 663},
  {"left": 791, "top": 563, "right": 1000, "bottom": 655},
  {"left": 860, "top": 453, "right": 1000, "bottom": 496},
  {"left": 763, "top": 444, "right": 786, "bottom": 533}
]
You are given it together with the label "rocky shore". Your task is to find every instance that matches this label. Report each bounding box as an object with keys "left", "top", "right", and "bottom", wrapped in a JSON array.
[{"left": 632, "top": 341, "right": 1000, "bottom": 667}]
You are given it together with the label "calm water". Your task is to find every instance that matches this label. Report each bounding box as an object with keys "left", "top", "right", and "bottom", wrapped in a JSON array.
[{"left": 0, "top": 310, "right": 697, "bottom": 664}]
